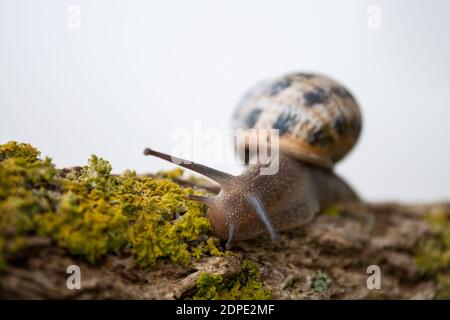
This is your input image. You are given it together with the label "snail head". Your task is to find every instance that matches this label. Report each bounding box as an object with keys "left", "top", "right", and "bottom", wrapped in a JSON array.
[{"left": 143, "top": 148, "right": 277, "bottom": 248}]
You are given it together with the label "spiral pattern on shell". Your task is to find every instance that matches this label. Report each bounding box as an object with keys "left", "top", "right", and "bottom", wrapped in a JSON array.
[{"left": 232, "top": 73, "right": 362, "bottom": 168}]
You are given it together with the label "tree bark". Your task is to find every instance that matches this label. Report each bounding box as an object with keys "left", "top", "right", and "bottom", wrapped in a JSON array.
[{"left": 0, "top": 201, "right": 448, "bottom": 299}]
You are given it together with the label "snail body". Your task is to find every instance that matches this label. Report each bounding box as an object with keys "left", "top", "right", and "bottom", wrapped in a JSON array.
[{"left": 144, "top": 73, "right": 362, "bottom": 247}]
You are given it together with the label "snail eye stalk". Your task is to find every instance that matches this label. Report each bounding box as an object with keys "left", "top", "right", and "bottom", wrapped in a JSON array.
[{"left": 143, "top": 148, "right": 234, "bottom": 184}]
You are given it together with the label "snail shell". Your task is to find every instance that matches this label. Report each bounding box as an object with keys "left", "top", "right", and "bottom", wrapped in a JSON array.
[{"left": 232, "top": 73, "right": 362, "bottom": 168}]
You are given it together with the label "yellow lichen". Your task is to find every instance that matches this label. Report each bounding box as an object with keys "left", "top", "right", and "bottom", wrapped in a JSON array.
[
  {"left": 416, "top": 210, "right": 450, "bottom": 275},
  {"left": 415, "top": 208, "right": 450, "bottom": 299},
  {"left": 157, "top": 168, "right": 184, "bottom": 180},
  {"left": 0, "top": 141, "right": 223, "bottom": 269},
  {"left": 193, "top": 260, "right": 272, "bottom": 300},
  {"left": 321, "top": 204, "right": 341, "bottom": 217},
  {"left": 437, "top": 273, "right": 450, "bottom": 299}
]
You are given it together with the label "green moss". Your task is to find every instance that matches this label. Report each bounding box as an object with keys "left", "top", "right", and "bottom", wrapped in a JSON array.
[
  {"left": 436, "top": 273, "right": 450, "bottom": 299},
  {"left": 416, "top": 210, "right": 450, "bottom": 275},
  {"left": 312, "top": 270, "right": 332, "bottom": 293},
  {"left": 0, "top": 141, "right": 41, "bottom": 162},
  {"left": 193, "top": 260, "right": 272, "bottom": 300},
  {"left": 194, "top": 272, "right": 223, "bottom": 300},
  {"left": 0, "top": 141, "right": 223, "bottom": 269},
  {"left": 322, "top": 204, "right": 341, "bottom": 217},
  {"left": 415, "top": 209, "right": 450, "bottom": 299},
  {"left": 0, "top": 142, "right": 58, "bottom": 270},
  {"left": 191, "top": 238, "right": 225, "bottom": 259},
  {"left": 157, "top": 168, "right": 184, "bottom": 180}
]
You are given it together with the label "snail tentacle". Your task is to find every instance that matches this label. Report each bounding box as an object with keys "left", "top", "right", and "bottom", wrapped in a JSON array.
[{"left": 143, "top": 148, "right": 234, "bottom": 184}]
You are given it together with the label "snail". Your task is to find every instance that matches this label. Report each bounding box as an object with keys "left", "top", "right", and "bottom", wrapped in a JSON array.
[{"left": 144, "top": 72, "right": 362, "bottom": 248}]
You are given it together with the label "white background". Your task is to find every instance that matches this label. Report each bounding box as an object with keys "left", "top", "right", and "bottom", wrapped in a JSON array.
[{"left": 1, "top": 0, "right": 449, "bottom": 201}]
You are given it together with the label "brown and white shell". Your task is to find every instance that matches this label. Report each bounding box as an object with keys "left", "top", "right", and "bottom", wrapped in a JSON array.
[{"left": 232, "top": 73, "right": 362, "bottom": 168}]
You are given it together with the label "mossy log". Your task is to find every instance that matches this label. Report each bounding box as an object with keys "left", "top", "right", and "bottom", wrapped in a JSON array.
[
  {"left": 0, "top": 142, "right": 449, "bottom": 299},
  {"left": 1, "top": 200, "right": 448, "bottom": 299}
]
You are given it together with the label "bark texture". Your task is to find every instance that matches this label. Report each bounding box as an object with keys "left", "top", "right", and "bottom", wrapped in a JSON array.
[{"left": 1, "top": 201, "right": 448, "bottom": 300}]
